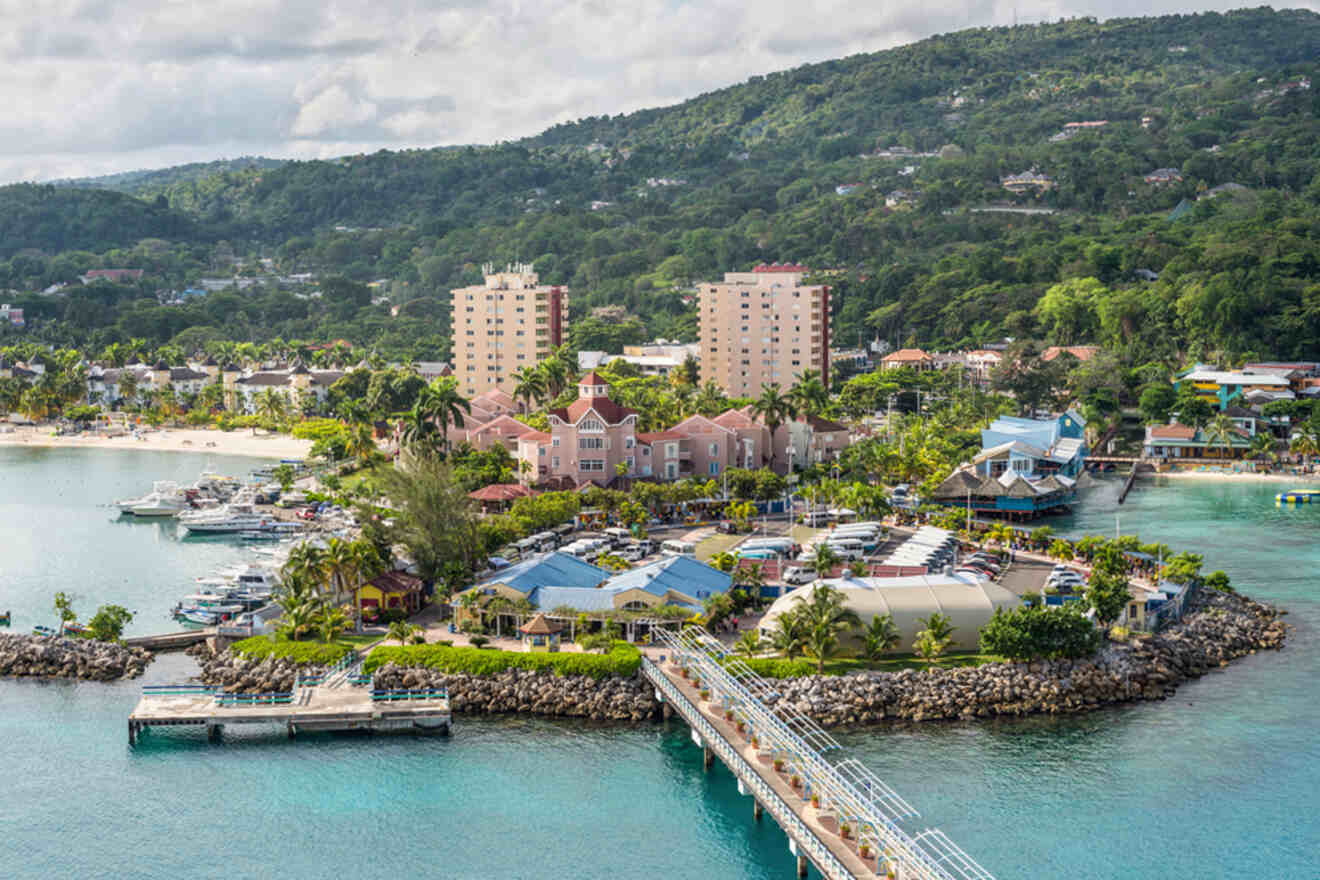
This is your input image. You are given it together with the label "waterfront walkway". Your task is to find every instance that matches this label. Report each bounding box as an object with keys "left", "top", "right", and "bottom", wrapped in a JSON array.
[{"left": 643, "top": 630, "right": 996, "bottom": 880}]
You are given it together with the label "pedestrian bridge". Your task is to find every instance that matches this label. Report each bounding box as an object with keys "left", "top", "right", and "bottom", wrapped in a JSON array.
[{"left": 642, "top": 630, "right": 997, "bottom": 880}]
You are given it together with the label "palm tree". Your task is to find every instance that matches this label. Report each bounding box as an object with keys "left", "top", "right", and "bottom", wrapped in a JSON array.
[
  {"left": 322, "top": 537, "right": 360, "bottom": 602},
  {"left": 862, "top": 613, "right": 901, "bottom": 661},
  {"left": 344, "top": 421, "right": 377, "bottom": 465},
  {"left": 789, "top": 370, "right": 829, "bottom": 418},
  {"left": 694, "top": 380, "right": 727, "bottom": 417},
  {"left": 256, "top": 388, "right": 288, "bottom": 423},
  {"left": 674, "top": 353, "right": 700, "bottom": 388},
  {"left": 282, "top": 544, "right": 328, "bottom": 593},
  {"left": 913, "top": 612, "right": 956, "bottom": 668},
  {"left": 702, "top": 594, "right": 734, "bottom": 633},
  {"left": 753, "top": 383, "right": 796, "bottom": 456},
  {"left": 984, "top": 521, "right": 1014, "bottom": 551},
  {"left": 767, "top": 609, "right": 807, "bottom": 659},
  {"left": 399, "top": 402, "right": 440, "bottom": 455},
  {"left": 316, "top": 605, "right": 352, "bottom": 643},
  {"left": 1250, "top": 430, "right": 1276, "bottom": 461},
  {"left": 387, "top": 620, "right": 418, "bottom": 645},
  {"left": 512, "top": 366, "right": 546, "bottom": 414},
  {"left": 1290, "top": 428, "right": 1320, "bottom": 464},
  {"left": 794, "top": 583, "right": 862, "bottom": 674},
  {"left": 277, "top": 600, "right": 320, "bottom": 641},
  {"left": 421, "top": 379, "right": 471, "bottom": 454},
  {"left": 710, "top": 551, "right": 737, "bottom": 573},
  {"left": 1048, "top": 539, "right": 1074, "bottom": 563},
  {"left": 538, "top": 348, "right": 575, "bottom": 400},
  {"left": 807, "top": 543, "right": 840, "bottom": 579},
  {"left": 1203, "top": 412, "right": 1237, "bottom": 460},
  {"left": 733, "top": 629, "right": 764, "bottom": 657}
]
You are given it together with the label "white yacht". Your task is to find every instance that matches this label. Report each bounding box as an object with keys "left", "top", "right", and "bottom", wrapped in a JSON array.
[
  {"left": 178, "top": 501, "right": 270, "bottom": 534},
  {"left": 117, "top": 481, "right": 187, "bottom": 517}
]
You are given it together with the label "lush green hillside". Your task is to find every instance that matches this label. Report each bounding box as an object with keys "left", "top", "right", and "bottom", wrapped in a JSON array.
[
  {"left": 56, "top": 156, "right": 288, "bottom": 196},
  {"left": 0, "top": 184, "right": 200, "bottom": 259},
  {"left": 0, "top": 8, "right": 1318, "bottom": 366}
]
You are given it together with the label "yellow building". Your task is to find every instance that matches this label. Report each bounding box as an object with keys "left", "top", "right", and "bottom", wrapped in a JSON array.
[{"left": 356, "top": 571, "right": 424, "bottom": 618}]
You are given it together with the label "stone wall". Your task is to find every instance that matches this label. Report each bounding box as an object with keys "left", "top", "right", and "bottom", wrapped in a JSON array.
[
  {"left": 0, "top": 633, "right": 152, "bottom": 680},
  {"left": 370, "top": 665, "right": 661, "bottom": 722},
  {"left": 765, "top": 589, "right": 1287, "bottom": 727},
  {"left": 194, "top": 644, "right": 326, "bottom": 693}
]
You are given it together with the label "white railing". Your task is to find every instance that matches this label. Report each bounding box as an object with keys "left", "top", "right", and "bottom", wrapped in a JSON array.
[
  {"left": 651, "top": 629, "right": 998, "bottom": 880},
  {"left": 644, "top": 657, "right": 854, "bottom": 880}
]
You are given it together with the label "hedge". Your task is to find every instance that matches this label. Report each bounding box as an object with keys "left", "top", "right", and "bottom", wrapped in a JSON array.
[
  {"left": 364, "top": 641, "right": 641, "bottom": 680},
  {"left": 230, "top": 636, "right": 352, "bottom": 666}
]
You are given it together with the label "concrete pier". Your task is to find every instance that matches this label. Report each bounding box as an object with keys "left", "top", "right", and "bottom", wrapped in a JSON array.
[{"left": 128, "top": 687, "right": 451, "bottom": 745}]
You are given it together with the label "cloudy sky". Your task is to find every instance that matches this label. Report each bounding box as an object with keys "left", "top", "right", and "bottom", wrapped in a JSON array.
[{"left": 3, "top": 0, "right": 1315, "bottom": 183}]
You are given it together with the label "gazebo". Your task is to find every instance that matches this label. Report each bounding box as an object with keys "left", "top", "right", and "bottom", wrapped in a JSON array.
[
  {"left": 518, "top": 613, "right": 563, "bottom": 653},
  {"left": 468, "top": 482, "right": 536, "bottom": 513}
]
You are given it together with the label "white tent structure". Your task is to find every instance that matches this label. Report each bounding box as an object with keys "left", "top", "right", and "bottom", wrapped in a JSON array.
[{"left": 759, "top": 573, "right": 1019, "bottom": 653}]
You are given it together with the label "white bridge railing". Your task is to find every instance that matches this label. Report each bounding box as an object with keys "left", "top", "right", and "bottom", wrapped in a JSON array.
[{"left": 648, "top": 628, "right": 997, "bottom": 880}]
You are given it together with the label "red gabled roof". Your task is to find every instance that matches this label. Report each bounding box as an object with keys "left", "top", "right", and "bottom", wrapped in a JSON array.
[
  {"left": 1042, "top": 345, "right": 1099, "bottom": 362},
  {"left": 712, "top": 408, "right": 758, "bottom": 428},
  {"left": 882, "top": 348, "right": 931, "bottom": 363},
  {"left": 468, "top": 483, "right": 536, "bottom": 502},
  {"left": 806, "top": 414, "right": 848, "bottom": 432},
  {"left": 471, "top": 414, "right": 535, "bottom": 437},
  {"left": 637, "top": 430, "right": 685, "bottom": 443},
  {"left": 577, "top": 371, "right": 607, "bottom": 385},
  {"left": 366, "top": 570, "right": 423, "bottom": 595},
  {"left": 1149, "top": 424, "right": 1197, "bottom": 440},
  {"left": 753, "top": 262, "right": 809, "bottom": 273},
  {"left": 562, "top": 396, "right": 636, "bottom": 425},
  {"left": 520, "top": 430, "right": 551, "bottom": 442}
]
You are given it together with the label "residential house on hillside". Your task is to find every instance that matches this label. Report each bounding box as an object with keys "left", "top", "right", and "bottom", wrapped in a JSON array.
[
  {"left": 229, "top": 361, "right": 346, "bottom": 413},
  {"left": 974, "top": 411, "right": 1088, "bottom": 479},
  {"left": 880, "top": 348, "right": 935, "bottom": 371},
  {"left": 1001, "top": 170, "right": 1054, "bottom": 193},
  {"left": 1144, "top": 168, "right": 1184, "bottom": 185},
  {"left": 965, "top": 350, "right": 1003, "bottom": 386},
  {"left": 1174, "top": 366, "right": 1293, "bottom": 410},
  {"left": 0, "top": 304, "right": 24, "bottom": 327},
  {"left": 1041, "top": 345, "right": 1100, "bottom": 362},
  {"left": 82, "top": 269, "right": 144, "bottom": 284}
]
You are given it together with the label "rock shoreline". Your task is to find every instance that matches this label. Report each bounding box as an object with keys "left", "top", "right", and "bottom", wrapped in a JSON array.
[
  {"left": 769, "top": 589, "right": 1288, "bottom": 727},
  {"left": 186, "top": 590, "right": 1287, "bottom": 728},
  {"left": 0, "top": 632, "right": 153, "bottom": 681}
]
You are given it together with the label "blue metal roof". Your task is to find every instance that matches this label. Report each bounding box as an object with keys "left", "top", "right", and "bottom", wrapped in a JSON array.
[
  {"left": 486, "top": 552, "right": 609, "bottom": 594},
  {"left": 602, "top": 555, "right": 732, "bottom": 601},
  {"left": 532, "top": 586, "right": 617, "bottom": 612}
]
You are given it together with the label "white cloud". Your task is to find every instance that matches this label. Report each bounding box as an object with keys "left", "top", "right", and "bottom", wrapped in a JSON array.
[{"left": 0, "top": 0, "right": 1310, "bottom": 182}]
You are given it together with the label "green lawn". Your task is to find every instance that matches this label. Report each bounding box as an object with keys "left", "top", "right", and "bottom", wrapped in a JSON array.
[{"left": 696, "top": 533, "right": 744, "bottom": 562}]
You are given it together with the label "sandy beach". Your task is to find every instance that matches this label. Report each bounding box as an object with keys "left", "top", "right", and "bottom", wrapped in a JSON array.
[
  {"left": 1138, "top": 468, "right": 1320, "bottom": 484},
  {"left": 0, "top": 425, "right": 311, "bottom": 459}
]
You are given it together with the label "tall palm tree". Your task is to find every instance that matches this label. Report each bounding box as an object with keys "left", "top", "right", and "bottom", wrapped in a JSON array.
[
  {"left": 1290, "top": 428, "right": 1320, "bottom": 463},
  {"left": 913, "top": 612, "right": 956, "bottom": 668},
  {"left": 277, "top": 600, "right": 320, "bottom": 641},
  {"left": 322, "top": 537, "right": 359, "bottom": 602},
  {"left": 399, "top": 402, "right": 440, "bottom": 455},
  {"left": 512, "top": 366, "right": 546, "bottom": 414},
  {"left": 1203, "top": 412, "right": 1237, "bottom": 460},
  {"left": 282, "top": 544, "right": 328, "bottom": 594},
  {"left": 794, "top": 583, "right": 862, "bottom": 674},
  {"left": 733, "top": 629, "right": 764, "bottom": 657},
  {"left": 767, "top": 609, "right": 807, "bottom": 659},
  {"left": 753, "top": 383, "right": 797, "bottom": 460},
  {"left": 316, "top": 605, "right": 352, "bottom": 644},
  {"left": 807, "top": 543, "right": 840, "bottom": 579},
  {"left": 344, "top": 421, "right": 378, "bottom": 465},
  {"left": 789, "top": 370, "right": 829, "bottom": 418},
  {"left": 694, "top": 380, "right": 727, "bottom": 418},
  {"left": 256, "top": 388, "right": 288, "bottom": 423},
  {"left": 422, "top": 379, "right": 471, "bottom": 454}
]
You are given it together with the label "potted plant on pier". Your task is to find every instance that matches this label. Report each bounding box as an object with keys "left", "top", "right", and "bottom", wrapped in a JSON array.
[
  {"left": 860, "top": 843, "right": 871, "bottom": 860},
  {"left": 773, "top": 757, "right": 784, "bottom": 772},
  {"left": 790, "top": 774, "right": 801, "bottom": 789},
  {"left": 810, "top": 794, "right": 820, "bottom": 809},
  {"left": 699, "top": 688, "right": 710, "bottom": 701},
  {"left": 840, "top": 823, "right": 852, "bottom": 840},
  {"left": 724, "top": 709, "right": 734, "bottom": 722},
  {"left": 680, "top": 666, "right": 689, "bottom": 679},
  {"left": 751, "top": 735, "right": 760, "bottom": 748},
  {"left": 736, "top": 720, "right": 745, "bottom": 734}
]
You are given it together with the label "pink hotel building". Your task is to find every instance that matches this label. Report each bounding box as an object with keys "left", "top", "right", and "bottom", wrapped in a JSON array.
[{"left": 698, "top": 263, "right": 830, "bottom": 397}]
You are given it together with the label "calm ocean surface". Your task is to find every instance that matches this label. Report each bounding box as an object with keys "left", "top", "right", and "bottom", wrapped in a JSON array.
[{"left": 1, "top": 452, "right": 1315, "bottom": 879}]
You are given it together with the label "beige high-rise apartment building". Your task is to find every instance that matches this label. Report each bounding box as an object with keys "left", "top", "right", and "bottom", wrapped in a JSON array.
[
  {"left": 451, "top": 263, "right": 568, "bottom": 397},
  {"left": 698, "top": 263, "right": 830, "bottom": 397}
]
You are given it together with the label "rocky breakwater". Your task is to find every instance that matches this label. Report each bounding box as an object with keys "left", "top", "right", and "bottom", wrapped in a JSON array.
[
  {"left": 0, "top": 632, "right": 152, "bottom": 681},
  {"left": 197, "top": 648, "right": 326, "bottom": 694},
  {"left": 371, "top": 664, "right": 661, "bottom": 722},
  {"left": 769, "top": 589, "right": 1288, "bottom": 728}
]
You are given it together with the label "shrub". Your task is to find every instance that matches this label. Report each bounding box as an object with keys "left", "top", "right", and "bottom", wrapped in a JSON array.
[
  {"left": 363, "top": 640, "right": 642, "bottom": 680},
  {"left": 979, "top": 605, "right": 1101, "bottom": 661},
  {"left": 231, "top": 636, "right": 351, "bottom": 666}
]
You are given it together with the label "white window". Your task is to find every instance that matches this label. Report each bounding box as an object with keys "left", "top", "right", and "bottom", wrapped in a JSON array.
[
  {"left": 709, "top": 442, "right": 719, "bottom": 456},
  {"left": 581, "top": 459, "right": 605, "bottom": 472},
  {"left": 624, "top": 436, "right": 634, "bottom": 449},
  {"left": 665, "top": 443, "right": 677, "bottom": 458},
  {"left": 579, "top": 437, "right": 604, "bottom": 450},
  {"left": 579, "top": 418, "right": 605, "bottom": 432},
  {"left": 551, "top": 437, "right": 560, "bottom": 447},
  {"left": 551, "top": 456, "right": 560, "bottom": 468}
]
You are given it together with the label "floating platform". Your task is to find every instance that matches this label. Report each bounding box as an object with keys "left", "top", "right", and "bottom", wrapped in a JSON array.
[
  {"left": 1276, "top": 489, "right": 1320, "bottom": 504},
  {"left": 128, "top": 685, "right": 450, "bottom": 744}
]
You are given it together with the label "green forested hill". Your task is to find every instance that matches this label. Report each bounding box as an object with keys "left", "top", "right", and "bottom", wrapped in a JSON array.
[{"left": 2, "top": 8, "right": 1319, "bottom": 365}]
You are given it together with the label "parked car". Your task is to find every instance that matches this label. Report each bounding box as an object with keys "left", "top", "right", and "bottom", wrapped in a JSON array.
[
  {"left": 782, "top": 566, "right": 817, "bottom": 585},
  {"left": 619, "top": 545, "right": 647, "bottom": 562}
]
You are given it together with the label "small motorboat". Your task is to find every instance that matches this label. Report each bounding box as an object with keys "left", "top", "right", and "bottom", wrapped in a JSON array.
[
  {"left": 0, "top": 610, "right": 10, "bottom": 626},
  {"left": 33, "top": 625, "right": 58, "bottom": 637}
]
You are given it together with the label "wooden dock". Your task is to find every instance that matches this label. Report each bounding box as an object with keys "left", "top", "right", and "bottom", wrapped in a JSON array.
[{"left": 128, "top": 686, "right": 451, "bottom": 744}]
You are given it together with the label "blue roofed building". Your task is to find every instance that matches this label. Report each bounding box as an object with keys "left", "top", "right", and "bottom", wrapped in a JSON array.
[
  {"left": 975, "top": 411, "right": 1087, "bottom": 479},
  {"left": 601, "top": 555, "right": 732, "bottom": 606}
]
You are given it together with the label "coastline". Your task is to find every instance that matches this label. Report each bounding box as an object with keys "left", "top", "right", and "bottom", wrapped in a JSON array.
[
  {"left": 1138, "top": 469, "right": 1320, "bottom": 484},
  {"left": 0, "top": 425, "right": 311, "bottom": 459}
]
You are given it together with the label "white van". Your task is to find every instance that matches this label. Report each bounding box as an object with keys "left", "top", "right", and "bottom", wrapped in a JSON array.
[
  {"left": 821, "top": 540, "right": 864, "bottom": 561},
  {"left": 661, "top": 539, "right": 696, "bottom": 557},
  {"left": 603, "top": 527, "right": 633, "bottom": 547},
  {"left": 514, "top": 537, "right": 542, "bottom": 557}
]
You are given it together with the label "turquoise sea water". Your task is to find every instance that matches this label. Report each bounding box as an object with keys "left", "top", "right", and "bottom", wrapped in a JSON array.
[{"left": 1, "top": 453, "right": 1315, "bottom": 878}]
